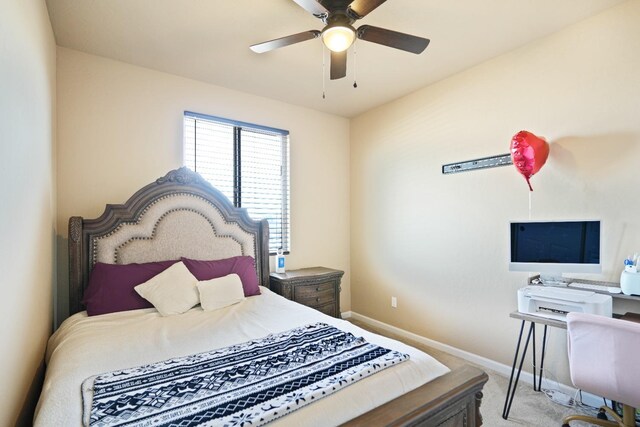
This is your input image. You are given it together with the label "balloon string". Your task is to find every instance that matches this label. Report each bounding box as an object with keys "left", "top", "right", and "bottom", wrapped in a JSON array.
[
  {"left": 353, "top": 41, "right": 358, "bottom": 88},
  {"left": 322, "top": 45, "right": 326, "bottom": 99},
  {"left": 528, "top": 190, "right": 532, "bottom": 220}
]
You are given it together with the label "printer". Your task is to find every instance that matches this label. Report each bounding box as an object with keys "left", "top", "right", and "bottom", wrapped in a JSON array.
[{"left": 517, "top": 286, "right": 612, "bottom": 320}]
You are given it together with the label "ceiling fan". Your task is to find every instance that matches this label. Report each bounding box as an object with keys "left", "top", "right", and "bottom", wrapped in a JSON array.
[{"left": 250, "top": 0, "right": 430, "bottom": 80}]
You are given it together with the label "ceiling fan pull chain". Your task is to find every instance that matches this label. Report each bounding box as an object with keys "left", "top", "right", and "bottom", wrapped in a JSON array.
[
  {"left": 353, "top": 41, "right": 358, "bottom": 89},
  {"left": 322, "top": 44, "right": 326, "bottom": 99}
]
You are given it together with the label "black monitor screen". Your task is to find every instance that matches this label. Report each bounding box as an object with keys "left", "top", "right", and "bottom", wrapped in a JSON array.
[{"left": 510, "top": 221, "right": 600, "bottom": 264}]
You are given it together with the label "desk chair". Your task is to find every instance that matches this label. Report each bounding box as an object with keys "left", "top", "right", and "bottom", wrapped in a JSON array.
[{"left": 562, "top": 312, "right": 640, "bottom": 427}]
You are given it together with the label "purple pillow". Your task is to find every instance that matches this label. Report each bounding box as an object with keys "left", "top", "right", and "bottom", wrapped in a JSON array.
[
  {"left": 181, "top": 256, "right": 260, "bottom": 297},
  {"left": 83, "top": 260, "right": 178, "bottom": 316}
]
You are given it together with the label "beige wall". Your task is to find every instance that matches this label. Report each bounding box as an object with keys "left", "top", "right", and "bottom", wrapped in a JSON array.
[
  {"left": 350, "top": 0, "right": 640, "bottom": 385},
  {"left": 0, "top": 0, "right": 57, "bottom": 425},
  {"left": 56, "top": 48, "right": 351, "bottom": 322}
]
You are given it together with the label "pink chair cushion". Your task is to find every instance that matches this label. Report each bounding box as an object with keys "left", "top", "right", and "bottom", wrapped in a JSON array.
[{"left": 566, "top": 312, "right": 640, "bottom": 408}]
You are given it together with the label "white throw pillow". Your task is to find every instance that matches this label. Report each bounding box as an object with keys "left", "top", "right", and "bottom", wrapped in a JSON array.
[
  {"left": 134, "top": 261, "right": 200, "bottom": 316},
  {"left": 197, "top": 274, "right": 245, "bottom": 311}
]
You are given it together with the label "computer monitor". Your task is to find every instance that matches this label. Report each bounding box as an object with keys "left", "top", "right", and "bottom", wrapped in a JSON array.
[{"left": 509, "top": 220, "right": 601, "bottom": 278}]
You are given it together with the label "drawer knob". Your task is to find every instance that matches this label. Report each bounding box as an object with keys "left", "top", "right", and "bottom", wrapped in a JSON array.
[{"left": 316, "top": 297, "right": 320, "bottom": 302}]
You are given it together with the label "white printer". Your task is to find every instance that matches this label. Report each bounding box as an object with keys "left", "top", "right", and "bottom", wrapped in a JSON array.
[{"left": 517, "top": 286, "right": 612, "bottom": 320}]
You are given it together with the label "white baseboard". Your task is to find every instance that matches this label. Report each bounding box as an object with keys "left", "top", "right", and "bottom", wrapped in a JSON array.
[{"left": 347, "top": 311, "right": 604, "bottom": 409}]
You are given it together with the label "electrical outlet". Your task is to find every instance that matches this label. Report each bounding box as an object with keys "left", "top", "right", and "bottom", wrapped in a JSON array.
[{"left": 391, "top": 296, "right": 397, "bottom": 308}]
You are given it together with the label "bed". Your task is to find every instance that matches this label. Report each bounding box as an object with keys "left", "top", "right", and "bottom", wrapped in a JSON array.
[{"left": 35, "top": 167, "right": 487, "bottom": 426}]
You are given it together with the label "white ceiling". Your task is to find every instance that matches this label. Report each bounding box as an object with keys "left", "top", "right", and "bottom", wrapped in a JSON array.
[{"left": 46, "top": 0, "right": 625, "bottom": 118}]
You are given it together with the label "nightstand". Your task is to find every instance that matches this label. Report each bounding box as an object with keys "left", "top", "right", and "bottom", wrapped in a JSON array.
[{"left": 269, "top": 267, "right": 344, "bottom": 318}]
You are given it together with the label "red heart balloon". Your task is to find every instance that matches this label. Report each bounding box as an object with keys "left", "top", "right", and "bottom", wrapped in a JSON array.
[{"left": 510, "top": 130, "right": 549, "bottom": 191}]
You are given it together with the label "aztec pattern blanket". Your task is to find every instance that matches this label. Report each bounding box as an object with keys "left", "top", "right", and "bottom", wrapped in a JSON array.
[{"left": 82, "top": 323, "right": 409, "bottom": 427}]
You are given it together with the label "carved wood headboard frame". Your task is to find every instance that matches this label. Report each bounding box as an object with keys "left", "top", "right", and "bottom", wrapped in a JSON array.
[{"left": 68, "top": 167, "right": 270, "bottom": 315}]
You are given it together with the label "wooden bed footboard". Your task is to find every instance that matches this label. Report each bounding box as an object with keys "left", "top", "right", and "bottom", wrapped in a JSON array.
[{"left": 342, "top": 365, "right": 488, "bottom": 427}]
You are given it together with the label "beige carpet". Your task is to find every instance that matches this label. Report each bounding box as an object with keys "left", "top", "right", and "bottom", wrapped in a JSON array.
[{"left": 348, "top": 318, "right": 617, "bottom": 427}]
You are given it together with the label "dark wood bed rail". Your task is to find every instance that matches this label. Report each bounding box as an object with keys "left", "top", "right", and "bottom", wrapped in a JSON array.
[{"left": 343, "top": 365, "right": 487, "bottom": 426}]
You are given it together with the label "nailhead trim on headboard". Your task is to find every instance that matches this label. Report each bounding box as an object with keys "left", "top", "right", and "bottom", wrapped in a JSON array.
[
  {"left": 110, "top": 208, "right": 248, "bottom": 264},
  {"left": 90, "top": 192, "right": 257, "bottom": 269}
]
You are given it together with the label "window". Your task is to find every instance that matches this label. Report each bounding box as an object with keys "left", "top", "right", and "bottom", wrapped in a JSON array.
[{"left": 184, "top": 111, "right": 290, "bottom": 253}]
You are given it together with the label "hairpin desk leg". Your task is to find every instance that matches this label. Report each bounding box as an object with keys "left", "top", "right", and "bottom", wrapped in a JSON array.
[
  {"left": 536, "top": 324, "right": 548, "bottom": 391},
  {"left": 505, "top": 312, "right": 567, "bottom": 419},
  {"left": 532, "top": 323, "right": 537, "bottom": 392},
  {"left": 502, "top": 320, "right": 534, "bottom": 419}
]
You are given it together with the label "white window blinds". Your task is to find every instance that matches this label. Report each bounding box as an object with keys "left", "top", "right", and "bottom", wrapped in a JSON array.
[{"left": 184, "top": 112, "right": 290, "bottom": 253}]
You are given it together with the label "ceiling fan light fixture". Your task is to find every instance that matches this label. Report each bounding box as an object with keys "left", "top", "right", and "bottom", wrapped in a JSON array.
[{"left": 321, "top": 24, "right": 356, "bottom": 52}]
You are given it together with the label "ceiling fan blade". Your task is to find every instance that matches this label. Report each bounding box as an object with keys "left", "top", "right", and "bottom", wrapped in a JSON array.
[
  {"left": 250, "top": 30, "right": 321, "bottom": 54},
  {"left": 348, "top": 0, "right": 386, "bottom": 19},
  {"left": 291, "top": 0, "right": 329, "bottom": 17},
  {"left": 357, "top": 25, "right": 430, "bottom": 54},
  {"left": 330, "top": 51, "right": 347, "bottom": 80}
]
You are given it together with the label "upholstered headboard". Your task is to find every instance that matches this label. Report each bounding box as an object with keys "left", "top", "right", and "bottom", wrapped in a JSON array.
[{"left": 68, "top": 167, "right": 270, "bottom": 315}]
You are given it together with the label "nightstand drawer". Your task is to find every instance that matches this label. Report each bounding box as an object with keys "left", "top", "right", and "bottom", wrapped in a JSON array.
[
  {"left": 295, "top": 282, "right": 335, "bottom": 306},
  {"left": 314, "top": 302, "right": 338, "bottom": 317}
]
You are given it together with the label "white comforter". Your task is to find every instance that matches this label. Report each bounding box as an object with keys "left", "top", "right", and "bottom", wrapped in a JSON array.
[{"left": 34, "top": 287, "right": 449, "bottom": 426}]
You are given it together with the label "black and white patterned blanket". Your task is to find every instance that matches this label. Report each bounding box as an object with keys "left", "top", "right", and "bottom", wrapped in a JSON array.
[{"left": 82, "top": 323, "right": 409, "bottom": 426}]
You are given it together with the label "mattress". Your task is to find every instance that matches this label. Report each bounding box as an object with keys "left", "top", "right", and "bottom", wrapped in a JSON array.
[{"left": 34, "top": 287, "right": 450, "bottom": 426}]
